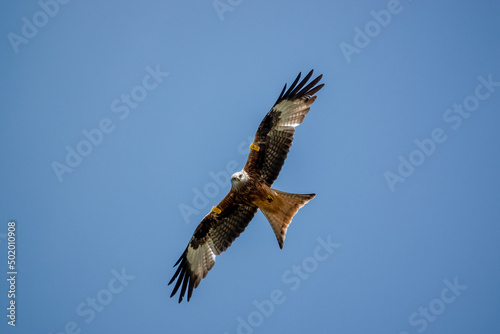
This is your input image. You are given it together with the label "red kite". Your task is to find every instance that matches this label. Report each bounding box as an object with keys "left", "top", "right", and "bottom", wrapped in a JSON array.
[{"left": 169, "top": 70, "right": 324, "bottom": 302}]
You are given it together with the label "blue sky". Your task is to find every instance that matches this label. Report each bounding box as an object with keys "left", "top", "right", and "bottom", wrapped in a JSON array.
[{"left": 1, "top": 0, "right": 499, "bottom": 333}]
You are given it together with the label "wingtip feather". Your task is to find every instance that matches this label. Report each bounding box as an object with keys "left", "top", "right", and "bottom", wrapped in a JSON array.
[{"left": 275, "top": 70, "right": 324, "bottom": 105}]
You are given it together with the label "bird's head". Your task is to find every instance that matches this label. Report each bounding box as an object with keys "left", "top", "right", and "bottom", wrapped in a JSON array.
[{"left": 230, "top": 171, "right": 248, "bottom": 188}]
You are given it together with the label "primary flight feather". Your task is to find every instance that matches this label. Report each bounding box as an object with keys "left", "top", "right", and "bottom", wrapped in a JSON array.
[{"left": 169, "top": 70, "right": 324, "bottom": 302}]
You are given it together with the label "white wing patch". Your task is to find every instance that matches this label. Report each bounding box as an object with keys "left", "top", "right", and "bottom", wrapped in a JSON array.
[
  {"left": 186, "top": 242, "right": 216, "bottom": 288},
  {"left": 273, "top": 99, "right": 315, "bottom": 128}
]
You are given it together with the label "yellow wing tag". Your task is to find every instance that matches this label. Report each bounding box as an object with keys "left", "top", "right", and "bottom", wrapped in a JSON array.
[
  {"left": 211, "top": 206, "right": 222, "bottom": 214},
  {"left": 249, "top": 143, "right": 260, "bottom": 152}
]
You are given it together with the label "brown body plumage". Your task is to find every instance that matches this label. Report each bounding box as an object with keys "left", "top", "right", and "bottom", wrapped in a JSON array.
[{"left": 169, "top": 70, "right": 324, "bottom": 302}]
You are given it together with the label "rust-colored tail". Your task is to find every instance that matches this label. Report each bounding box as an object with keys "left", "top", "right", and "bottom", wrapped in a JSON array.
[{"left": 259, "top": 190, "right": 315, "bottom": 249}]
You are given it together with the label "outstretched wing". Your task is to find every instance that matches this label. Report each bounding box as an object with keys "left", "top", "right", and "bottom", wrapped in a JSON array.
[
  {"left": 244, "top": 70, "right": 324, "bottom": 186},
  {"left": 169, "top": 192, "right": 257, "bottom": 303}
]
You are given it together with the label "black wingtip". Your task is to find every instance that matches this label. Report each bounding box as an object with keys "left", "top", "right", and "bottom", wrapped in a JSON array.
[
  {"left": 169, "top": 248, "right": 192, "bottom": 303},
  {"left": 275, "top": 70, "right": 324, "bottom": 105},
  {"left": 276, "top": 83, "right": 287, "bottom": 103},
  {"left": 284, "top": 72, "right": 302, "bottom": 97},
  {"left": 290, "top": 70, "right": 313, "bottom": 96}
]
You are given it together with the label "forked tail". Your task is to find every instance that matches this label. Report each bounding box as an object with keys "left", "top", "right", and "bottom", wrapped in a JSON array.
[{"left": 259, "top": 190, "right": 315, "bottom": 249}]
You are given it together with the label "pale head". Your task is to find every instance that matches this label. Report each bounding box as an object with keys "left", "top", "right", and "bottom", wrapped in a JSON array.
[{"left": 230, "top": 170, "right": 249, "bottom": 189}]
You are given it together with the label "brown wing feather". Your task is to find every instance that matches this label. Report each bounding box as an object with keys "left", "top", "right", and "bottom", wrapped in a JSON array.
[
  {"left": 169, "top": 192, "right": 257, "bottom": 303},
  {"left": 244, "top": 70, "right": 324, "bottom": 185},
  {"left": 170, "top": 71, "right": 323, "bottom": 303}
]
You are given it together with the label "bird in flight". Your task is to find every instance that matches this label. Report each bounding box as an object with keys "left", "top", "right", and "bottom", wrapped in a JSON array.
[{"left": 169, "top": 70, "right": 324, "bottom": 302}]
